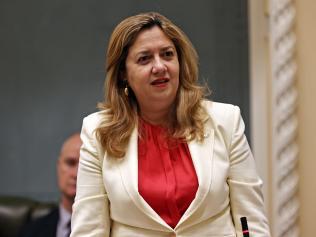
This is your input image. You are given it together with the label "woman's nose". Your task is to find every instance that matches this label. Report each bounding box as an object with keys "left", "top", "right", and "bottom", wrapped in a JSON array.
[{"left": 152, "top": 57, "right": 166, "bottom": 74}]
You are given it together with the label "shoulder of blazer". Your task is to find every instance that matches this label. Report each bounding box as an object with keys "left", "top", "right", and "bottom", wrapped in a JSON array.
[
  {"left": 81, "top": 109, "right": 113, "bottom": 146},
  {"left": 83, "top": 110, "right": 109, "bottom": 130},
  {"left": 202, "top": 100, "right": 241, "bottom": 147},
  {"left": 81, "top": 110, "right": 110, "bottom": 163},
  {"left": 202, "top": 100, "right": 240, "bottom": 125},
  {"left": 19, "top": 207, "right": 59, "bottom": 237}
]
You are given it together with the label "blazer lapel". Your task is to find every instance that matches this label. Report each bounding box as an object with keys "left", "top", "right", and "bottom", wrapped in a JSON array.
[
  {"left": 117, "top": 126, "right": 172, "bottom": 229},
  {"left": 117, "top": 123, "right": 215, "bottom": 229},
  {"left": 176, "top": 126, "right": 215, "bottom": 227}
]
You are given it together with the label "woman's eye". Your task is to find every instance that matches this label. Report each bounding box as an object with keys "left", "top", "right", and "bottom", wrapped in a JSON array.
[
  {"left": 164, "top": 51, "right": 174, "bottom": 58},
  {"left": 138, "top": 55, "right": 150, "bottom": 64}
]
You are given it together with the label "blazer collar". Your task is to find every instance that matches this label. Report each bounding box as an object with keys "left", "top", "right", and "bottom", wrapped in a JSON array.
[
  {"left": 176, "top": 127, "right": 214, "bottom": 228},
  {"left": 117, "top": 124, "right": 215, "bottom": 230},
  {"left": 117, "top": 126, "right": 172, "bottom": 229}
]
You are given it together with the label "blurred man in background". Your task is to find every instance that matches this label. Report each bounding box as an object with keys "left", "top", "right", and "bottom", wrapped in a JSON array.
[{"left": 20, "top": 133, "right": 82, "bottom": 237}]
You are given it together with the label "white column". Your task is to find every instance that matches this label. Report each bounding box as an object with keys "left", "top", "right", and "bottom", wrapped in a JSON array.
[
  {"left": 249, "top": 0, "right": 299, "bottom": 236},
  {"left": 269, "top": 0, "right": 299, "bottom": 236}
]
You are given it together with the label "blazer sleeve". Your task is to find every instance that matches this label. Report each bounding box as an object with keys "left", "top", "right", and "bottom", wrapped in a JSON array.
[
  {"left": 70, "top": 116, "right": 111, "bottom": 237},
  {"left": 227, "top": 106, "right": 271, "bottom": 236}
]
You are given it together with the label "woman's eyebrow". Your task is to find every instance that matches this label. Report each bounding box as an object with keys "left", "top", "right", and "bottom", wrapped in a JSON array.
[
  {"left": 134, "top": 45, "right": 175, "bottom": 57},
  {"left": 135, "top": 50, "right": 150, "bottom": 56},
  {"left": 161, "top": 46, "right": 175, "bottom": 51}
]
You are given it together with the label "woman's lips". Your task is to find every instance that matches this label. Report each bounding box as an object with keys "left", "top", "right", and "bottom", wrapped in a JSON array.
[{"left": 150, "top": 78, "right": 169, "bottom": 86}]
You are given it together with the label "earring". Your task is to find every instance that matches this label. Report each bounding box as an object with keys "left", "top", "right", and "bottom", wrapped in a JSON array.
[{"left": 124, "top": 85, "right": 129, "bottom": 96}]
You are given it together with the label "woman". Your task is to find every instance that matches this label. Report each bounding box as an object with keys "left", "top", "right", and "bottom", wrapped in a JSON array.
[{"left": 71, "top": 12, "right": 270, "bottom": 236}]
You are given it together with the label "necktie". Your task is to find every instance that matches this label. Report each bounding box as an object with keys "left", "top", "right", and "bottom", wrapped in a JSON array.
[{"left": 66, "top": 220, "right": 71, "bottom": 237}]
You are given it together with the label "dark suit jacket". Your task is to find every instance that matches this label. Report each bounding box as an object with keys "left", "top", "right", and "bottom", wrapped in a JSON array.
[{"left": 19, "top": 207, "right": 59, "bottom": 237}]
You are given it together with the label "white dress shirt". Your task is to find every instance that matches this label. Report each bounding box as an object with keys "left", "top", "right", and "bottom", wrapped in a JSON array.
[{"left": 57, "top": 204, "right": 71, "bottom": 237}]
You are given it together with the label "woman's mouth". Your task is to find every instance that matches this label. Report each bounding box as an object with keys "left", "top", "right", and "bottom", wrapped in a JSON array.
[{"left": 150, "top": 78, "right": 169, "bottom": 86}]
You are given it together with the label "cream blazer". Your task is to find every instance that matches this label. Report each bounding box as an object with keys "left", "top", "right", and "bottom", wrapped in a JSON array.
[{"left": 70, "top": 101, "right": 270, "bottom": 237}]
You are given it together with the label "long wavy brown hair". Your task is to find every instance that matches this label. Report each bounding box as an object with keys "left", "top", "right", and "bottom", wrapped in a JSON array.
[{"left": 96, "top": 12, "right": 209, "bottom": 158}]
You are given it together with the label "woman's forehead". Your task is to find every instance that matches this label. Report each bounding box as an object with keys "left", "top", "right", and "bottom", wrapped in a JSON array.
[{"left": 128, "top": 26, "right": 174, "bottom": 54}]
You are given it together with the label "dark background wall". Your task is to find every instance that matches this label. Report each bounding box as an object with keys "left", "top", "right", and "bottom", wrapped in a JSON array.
[{"left": 0, "top": 0, "right": 249, "bottom": 201}]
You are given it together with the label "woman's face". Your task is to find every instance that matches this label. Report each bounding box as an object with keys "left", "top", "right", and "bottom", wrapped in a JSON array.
[{"left": 125, "top": 26, "right": 180, "bottom": 113}]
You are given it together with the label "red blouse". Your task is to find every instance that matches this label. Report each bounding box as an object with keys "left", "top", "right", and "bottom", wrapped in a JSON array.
[{"left": 138, "top": 119, "right": 199, "bottom": 228}]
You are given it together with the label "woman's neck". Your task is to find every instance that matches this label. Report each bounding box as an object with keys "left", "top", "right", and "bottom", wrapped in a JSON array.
[{"left": 140, "top": 107, "right": 173, "bottom": 126}]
